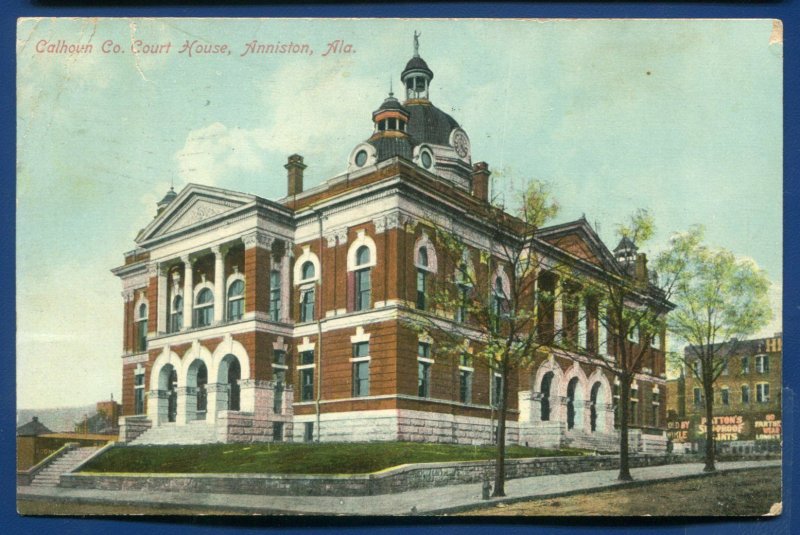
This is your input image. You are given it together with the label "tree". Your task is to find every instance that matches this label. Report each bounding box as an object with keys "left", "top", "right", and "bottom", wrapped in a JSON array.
[
  {"left": 579, "top": 210, "right": 678, "bottom": 481},
  {"left": 656, "top": 225, "right": 771, "bottom": 472},
  {"left": 408, "top": 179, "right": 569, "bottom": 497}
]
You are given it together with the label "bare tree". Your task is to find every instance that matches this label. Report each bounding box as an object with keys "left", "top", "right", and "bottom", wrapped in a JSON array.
[
  {"left": 407, "top": 179, "right": 578, "bottom": 497},
  {"left": 578, "top": 210, "right": 679, "bottom": 481}
]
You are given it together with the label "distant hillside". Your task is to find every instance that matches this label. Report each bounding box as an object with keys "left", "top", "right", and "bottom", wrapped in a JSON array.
[{"left": 17, "top": 406, "right": 97, "bottom": 433}]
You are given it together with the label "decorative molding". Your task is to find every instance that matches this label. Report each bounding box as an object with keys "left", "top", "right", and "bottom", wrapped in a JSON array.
[
  {"left": 324, "top": 232, "right": 338, "bottom": 248},
  {"left": 242, "top": 230, "right": 274, "bottom": 250},
  {"left": 350, "top": 326, "right": 371, "bottom": 344},
  {"left": 121, "top": 289, "right": 135, "bottom": 303},
  {"left": 147, "top": 263, "right": 159, "bottom": 278},
  {"left": 297, "top": 336, "right": 315, "bottom": 353}
]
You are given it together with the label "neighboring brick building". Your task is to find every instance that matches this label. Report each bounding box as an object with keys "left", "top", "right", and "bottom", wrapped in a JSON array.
[
  {"left": 113, "top": 42, "right": 670, "bottom": 450},
  {"left": 667, "top": 334, "right": 782, "bottom": 453}
]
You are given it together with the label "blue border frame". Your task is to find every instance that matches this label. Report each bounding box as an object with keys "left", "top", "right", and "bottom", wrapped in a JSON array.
[{"left": 3, "top": 3, "right": 795, "bottom": 534}]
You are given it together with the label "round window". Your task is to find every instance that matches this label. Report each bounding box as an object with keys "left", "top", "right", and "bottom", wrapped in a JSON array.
[
  {"left": 421, "top": 151, "right": 432, "bottom": 169},
  {"left": 355, "top": 150, "right": 368, "bottom": 167}
]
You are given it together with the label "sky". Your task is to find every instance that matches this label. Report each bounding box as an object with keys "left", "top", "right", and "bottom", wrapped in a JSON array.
[{"left": 16, "top": 18, "right": 782, "bottom": 410}]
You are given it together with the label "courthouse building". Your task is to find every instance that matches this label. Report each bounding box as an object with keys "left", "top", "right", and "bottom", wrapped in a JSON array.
[{"left": 113, "top": 42, "right": 670, "bottom": 451}]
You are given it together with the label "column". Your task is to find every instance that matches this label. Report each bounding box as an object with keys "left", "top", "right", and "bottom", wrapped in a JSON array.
[
  {"left": 599, "top": 304, "right": 609, "bottom": 357},
  {"left": 157, "top": 264, "right": 168, "bottom": 334},
  {"left": 182, "top": 256, "right": 194, "bottom": 329},
  {"left": 578, "top": 299, "right": 587, "bottom": 350},
  {"left": 213, "top": 245, "right": 226, "bottom": 324},
  {"left": 205, "top": 383, "right": 228, "bottom": 423},
  {"left": 148, "top": 390, "right": 169, "bottom": 425},
  {"left": 280, "top": 246, "right": 292, "bottom": 322},
  {"left": 176, "top": 387, "right": 196, "bottom": 425},
  {"left": 553, "top": 290, "right": 563, "bottom": 343}
]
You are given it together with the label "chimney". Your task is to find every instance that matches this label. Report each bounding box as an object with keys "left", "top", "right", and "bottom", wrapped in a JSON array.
[
  {"left": 635, "top": 253, "right": 648, "bottom": 287},
  {"left": 285, "top": 154, "right": 307, "bottom": 196},
  {"left": 471, "top": 161, "right": 491, "bottom": 202}
]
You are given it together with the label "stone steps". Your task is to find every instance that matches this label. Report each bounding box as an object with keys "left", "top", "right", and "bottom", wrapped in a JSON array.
[
  {"left": 31, "top": 447, "right": 99, "bottom": 487},
  {"left": 131, "top": 422, "right": 219, "bottom": 445}
]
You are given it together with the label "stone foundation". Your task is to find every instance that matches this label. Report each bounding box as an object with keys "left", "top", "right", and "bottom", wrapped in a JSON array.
[
  {"left": 291, "top": 408, "right": 518, "bottom": 445},
  {"left": 118, "top": 416, "right": 152, "bottom": 443}
]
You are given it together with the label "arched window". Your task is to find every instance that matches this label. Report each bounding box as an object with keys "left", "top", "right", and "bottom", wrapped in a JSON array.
[
  {"left": 136, "top": 303, "right": 148, "bottom": 352},
  {"left": 355, "top": 245, "right": 371, "bottom": 311},
  {"left": 493, "top": 276, "right": 508, "bottom": 324},
  {"left": 227, "top": 279, "right": 245, "bottom": 321},
  {"left": 170, "top": 295, "right": 183, "bottom": 333},
  {"left": 194, "top": 288, "right": 214, "bottom": 327},
  {"left": 301, "top": 261, "right": 315, "bottom": 281}
]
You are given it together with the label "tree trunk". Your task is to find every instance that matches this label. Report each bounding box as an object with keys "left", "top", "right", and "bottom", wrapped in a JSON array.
[
  {"left": 618, "top": 375, "right": 633, "bottom": 481},
  {"left": 703, "top": 380, "right": 716, "bottom": 472},
  {"left": 492, "top": 366, "right": 509, "bottom": 497}
]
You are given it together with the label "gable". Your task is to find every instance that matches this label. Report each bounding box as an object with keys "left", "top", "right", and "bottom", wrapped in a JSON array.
[
  {"left": 545, "top": 233, "right": 604, "bottom": 267},
  {"left": 136, "top": 184, "right": 256, "bottom": 243}
]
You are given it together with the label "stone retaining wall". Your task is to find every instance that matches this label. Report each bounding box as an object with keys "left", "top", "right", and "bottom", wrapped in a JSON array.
[{"left": 60, "top": 451, "right": 779, "bottom": 497}]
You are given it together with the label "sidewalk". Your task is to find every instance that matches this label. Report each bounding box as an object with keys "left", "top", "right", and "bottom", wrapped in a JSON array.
[{"left": 17, "top": 459, "right": 781, "bottom": 516}]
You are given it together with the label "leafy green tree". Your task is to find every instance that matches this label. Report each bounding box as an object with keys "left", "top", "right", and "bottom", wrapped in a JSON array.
[{"left": 656, "top": 226, "right": 771, "bottom": 471}]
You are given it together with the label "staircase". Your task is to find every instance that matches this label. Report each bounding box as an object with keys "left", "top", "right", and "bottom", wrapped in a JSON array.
[
  {"left": 31, "top": 447, "right": 98, "bottom": 487},
  {"left": 130, "top": 421, "right": 219, "bottom": 445}
]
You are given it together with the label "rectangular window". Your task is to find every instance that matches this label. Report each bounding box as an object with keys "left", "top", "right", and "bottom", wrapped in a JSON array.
[
  {"left": 269, "top": 270, "right": 281, "bottom": 322},
  {"left": 756, "top": 383, "right": 770, "bottom": 403},
  {"left": 459, "top": 369, "right": 473, "bottom": 404},
  {"left": 630, "top": 388, "right": 639, "bottom": 426},
  {"left": 300, "top": 350, "right": 315, "bottom": 366},
  {"left": 741, "top": 356, "right": 750, "bottom": 374},
  {"left": 417, "top": 342, "right": 431, "bottom": 360},
  {"left": 273, "top": 370, "right": 285, "bottom": 413},
  {"left": 756, "top": 355, "right": 770, "bottom": 374},
  {"left": 304, "top": 422, "right": 314, "bottom": 442},
  {"left": 652, "top": 332, "right": 661, "bottom": 350},
  {"left": 355, "top": 269, "right": 371, "bottom": 311},
  {"left": 741, "top": 384, "right": 751, "bottom": 404},
  {"left": 134, "top": 373, "right": 145, "bottom": 415},
  {"left": 273, "top": 350, "right": 286, "bottom": 366},
  {"left": 352, "top": 341, "right": 370, "bottom": 398},
  {"left": 137, "top": 320, "right": 148, "bottom": 352},
  {"left": 272, "top": 422, "right": 284, "bottom": 442},
  {"left": 692, "top": 360, "right": 702, "bottom": 377},
  {"left": 721, "top": 359, "right": 729, "bottom": 376},
  {"left": 491, "top": 373, "right": 503, "bottom": 408},
  {"left": 300, "top": 288, "right": 315, "bottom": 322},
  {"left": 416, "top": 270, "right": 427, "bottom": 310},
  {"left": 651, "top": 403, "right": 659, "bottom": 427},
  {"left": 721, "top": 387, "right": 730, "bottom": 406},
  {"left": 455, "top": 284, "right": 469, "bottom": 323},
  {"left": 353, "top": 361, "right": 370, "bottom": 397},
  {"left": 418, "top": 361, "right": 431, "bottom": 398},
  {"left": 693, "top": 387, "right": 703, "bottom": 407},
  {"left": 300, "top": 369, "right": 314, "bottom": 402}
]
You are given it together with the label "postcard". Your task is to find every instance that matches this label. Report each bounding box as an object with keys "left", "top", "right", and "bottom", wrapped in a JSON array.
[{"left": 16, "top": 18, "right": 782, "bottom": 517}]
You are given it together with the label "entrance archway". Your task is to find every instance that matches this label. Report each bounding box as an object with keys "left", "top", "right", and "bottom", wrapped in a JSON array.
[
  {"left": 566, "top": 377, "right": 579, "bottom": 430},
  {"left": 540, "top": 371, "right": 554, "bottom": 421},
  {"left": 219, "top": 354, "right": 241, "bottom": 411},
  {"left": 158, "top": 364, "right": 178, "bottom": 423},
  {"left": 590, "top": 381, "right": 601, "bottom": 432}
]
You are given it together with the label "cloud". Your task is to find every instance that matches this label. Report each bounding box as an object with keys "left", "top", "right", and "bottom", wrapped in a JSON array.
[{"left": 174, "top": 122, "right": 272, "bottom": 187}]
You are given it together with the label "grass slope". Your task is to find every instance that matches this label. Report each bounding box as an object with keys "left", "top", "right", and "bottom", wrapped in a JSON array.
[{"left": 80, "top": 442, "right": 586, "bottom": 475}]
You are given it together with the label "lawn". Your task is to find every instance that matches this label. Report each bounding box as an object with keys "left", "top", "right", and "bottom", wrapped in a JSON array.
[{"left": 79, "top": 442, "right": 586, "bottom": 475}]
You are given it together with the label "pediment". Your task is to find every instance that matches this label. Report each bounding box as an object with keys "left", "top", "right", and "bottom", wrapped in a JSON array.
[
  {"left": 537, "top": 219, "right": 620, "bottom": 274},
  {"left": 137, "top": 184, "right": 255, "bottom": 243}
]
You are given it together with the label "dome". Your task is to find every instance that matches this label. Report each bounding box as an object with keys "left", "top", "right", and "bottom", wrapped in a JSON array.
[
  {"left": 378, "top": 94, "right": 408, "bottom": 113},
  {"left": 158, "top": 187, "right": 177, "bottom": 207},
  {"left": 367, "top": 135, "right": 416, "bottom": 161},
  {"left": 401, "top": 56, "right": 433, "bottom": 80},
  {"left": 404, "top": 103, "right": 460, "bottom": 146}
]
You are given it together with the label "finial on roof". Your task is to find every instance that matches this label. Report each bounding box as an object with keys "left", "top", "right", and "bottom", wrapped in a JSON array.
[
  {"left": 413, "top": 31, "right": 421, "bottom": 58},
  {"left": 389, "top": 77, "right": 393, "bottom": 98}
]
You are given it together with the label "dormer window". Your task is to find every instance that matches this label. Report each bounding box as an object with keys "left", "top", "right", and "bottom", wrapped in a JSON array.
[{"left": 420, "top": 150, "right": 433, "bottom": 169}]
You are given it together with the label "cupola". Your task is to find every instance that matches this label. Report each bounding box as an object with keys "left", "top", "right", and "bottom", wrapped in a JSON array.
[
  {"left": 401, "top": 31, "right": 434, "bottom": 101},
  {"left": 371, "top": 91, "right": 410, "bottom": 138},
  {"left": 156, "top": 186, "right": 177, "bottom": 215}
]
